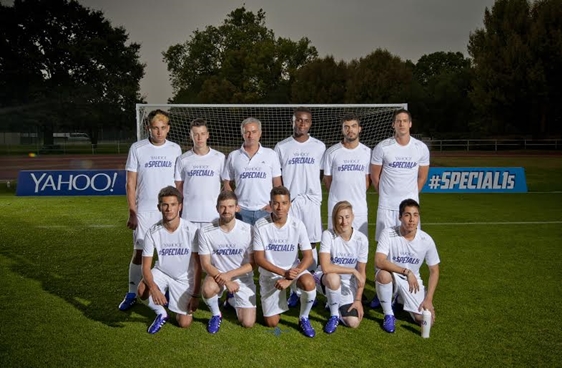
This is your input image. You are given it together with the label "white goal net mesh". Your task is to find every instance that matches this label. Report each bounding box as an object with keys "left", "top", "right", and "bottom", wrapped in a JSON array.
[{"left": 136, "top": 104, "right": 407, "bottom": 153}]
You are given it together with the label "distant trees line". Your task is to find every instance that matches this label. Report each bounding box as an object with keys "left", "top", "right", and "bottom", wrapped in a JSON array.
[{"left": 1, "top": 0, "right": 560, "bottom": 145}]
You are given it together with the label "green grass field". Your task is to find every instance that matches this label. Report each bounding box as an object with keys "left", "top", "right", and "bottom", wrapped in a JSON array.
[{"left": 1, "top": 155, "right": 561, "bottom": 367}]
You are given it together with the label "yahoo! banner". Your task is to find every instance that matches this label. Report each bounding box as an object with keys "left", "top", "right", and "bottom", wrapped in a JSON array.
[
  {"left": 16, "top": 170, "right": 126, "bottom": 196},
  {"left": 422, "top": 167, "right": 527, "bottom": 193}
]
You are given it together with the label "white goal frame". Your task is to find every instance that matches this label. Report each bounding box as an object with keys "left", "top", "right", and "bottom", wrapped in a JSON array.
[{"left": 135, "top": 103, "right": 408, "bottom": 152}]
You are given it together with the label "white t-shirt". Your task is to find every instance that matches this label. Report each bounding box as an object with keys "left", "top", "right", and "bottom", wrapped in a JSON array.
[
  {"left": 371, "top": 136, "right": 430, "bottom": 210},
  {"left": 198, "top": 219, "right": 253, "bottom": 279},
  {"left": 274, "top": 136, "right": 326, "bottom": 204},
  {"left": 253, "top": 215, "right": 312, "bottom": 277},
  {"left": 174, "top": 148, "right": 225, "bottom": 222},
  {"left": 142, "top": 218, "right": 199, "bottom": 281},
  {"left": 319, "top": 229, "right": 369, "bottom": 282},
  {"left": 126, "top": 139, "right": 182, "bottom": 212},
  {"left": 223, "top": 144, "right": 281, "bottom": 210},
  {"left": 376, "top": 226, "right": 440, "bottom": 278},
  {"left": 323, "top": 142, "right": 371, "bottom": 215}
]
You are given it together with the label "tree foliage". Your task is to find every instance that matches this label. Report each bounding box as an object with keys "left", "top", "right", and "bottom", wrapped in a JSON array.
[
  {"left": 163, "top": 7, "right": 317, "bottom": 104},
  {"left": 413, "top": 52, "right": 475, "bottom": 137},
  {"left": 0, "top": 0, "right": 145, "bottom": 144},
  {"left": 345, "top": 49, "right": 413, "bottom": 104},
  {"left": 468, "top": 0, "right": 562, "bottom": 136},
  {"left": 291, "top": 56, "right": 347, "bottom": 103}
]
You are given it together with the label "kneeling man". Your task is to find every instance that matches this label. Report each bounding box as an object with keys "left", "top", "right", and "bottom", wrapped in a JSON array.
[
  {"left": 254, "top": 186, "right": 317, "bottom": 338},
  {"left": 375, "top": 198, "right": 440, "bottom": 334},
  {"left": 138, "top": 186, "right": 201, "bottom": 334}
]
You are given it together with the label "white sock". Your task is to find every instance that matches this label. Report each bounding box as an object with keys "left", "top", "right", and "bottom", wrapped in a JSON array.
[
  {"left": 128, "top": 263, "right": 142, "bottom": 294},
  {"left": 299, "top": 289, "right": 317, "bottom": 319},
  {"left": 204, "top": 294, "right": 221, "bottom": 316},
  {"left": 309, "top": 247, "right": 318, "bottom": 271},
  {"left": 325, "top": 286, "right": 341, "bottom": 316},
  {"left": 376, "top": 281, "right": 394, "bottom": 316},
  {"left": 147, "top": 296, "right": 167, "bottom": 317}
]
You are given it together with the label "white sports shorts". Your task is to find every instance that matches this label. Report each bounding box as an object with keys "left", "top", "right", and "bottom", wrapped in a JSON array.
[
  {"left": 290, "top": 195, "right": 322, "bottom": 243},
  {"left": 259, "top": 270, "right": 311, "bottom": 317},
  {"left": 134, "top": 211, "right": 162, "bottom": 250},
  {"left": 375, "top": 208, "right": 400, "bottom": 241},
  {"left": 389, "top": 271, "right": 425, "bottom": 316},
  {"left": 151, "top": 268, "right": 193, "bottom": 315},
  {"left": 216, "top": 276, "right": 257, "bottom": 309},
  {"left": 314, "top": 271, "right": 356, "bottom": 306}
]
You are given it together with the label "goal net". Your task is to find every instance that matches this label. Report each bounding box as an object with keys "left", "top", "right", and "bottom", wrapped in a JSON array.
[{"left": 136, "top": 104, "right": 407, "bottom": 153}]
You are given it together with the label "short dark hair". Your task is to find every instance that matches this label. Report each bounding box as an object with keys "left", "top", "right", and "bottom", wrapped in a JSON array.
[
  {"left": 393, "top": 108, "right": 412, "bottom": 122},
  {"left": 190, "top": 118, "right": 207, "bottom": 129},
  {"left": 293, "top": 106, "right": 312, "bottom": 117},
  {"left": 148, "top": 109, "right": 170, "bottom": 125},
  {"left": 399, "top": 198, "right": 420, "bottom": 218},
  {"left": 158, "top": 185, "right": 183, "bottom": 204},
  {"left": 216, "top": 190, "right": 238, "bottom": 206},
  {"left": 342, "top": 113, "right": 361, "bottom": 126},
  {"left": 270, "top": 186, "right": 291, "bottom": 201}
]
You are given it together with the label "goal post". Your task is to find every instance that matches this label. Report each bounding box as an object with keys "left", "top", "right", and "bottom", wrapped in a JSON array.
[{"left": 135, "top": 104, "right": 407, "bottom": 153}]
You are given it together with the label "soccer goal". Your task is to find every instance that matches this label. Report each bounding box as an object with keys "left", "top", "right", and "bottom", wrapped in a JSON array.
[{"left": 135, "top": 104, "right": 407, "bottom": 152}]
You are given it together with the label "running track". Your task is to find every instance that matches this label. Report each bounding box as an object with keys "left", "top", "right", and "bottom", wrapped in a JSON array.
[{"left": 0, "top": 151, "right": 559, "bottom": 182}]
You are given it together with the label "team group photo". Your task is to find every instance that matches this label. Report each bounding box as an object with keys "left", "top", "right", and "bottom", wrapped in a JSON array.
[
  {"left": 121, "top": 106, "right": 440, "bottom": 338},
  {"left": 2, "top": 1, "right": 560, "bottom": 366}
]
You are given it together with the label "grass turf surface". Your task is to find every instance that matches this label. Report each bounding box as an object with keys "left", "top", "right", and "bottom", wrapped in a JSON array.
[{"left": 0, "top": 155, "right": 561, "bottom": 367}]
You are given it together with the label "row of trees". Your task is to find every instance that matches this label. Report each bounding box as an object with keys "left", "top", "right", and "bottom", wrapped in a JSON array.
[
  {"left": 164, "top": 1, "right": 561, "bottom": 137},
  {"left": 1, "top": 0, "right": 560, "bottom": 143}
]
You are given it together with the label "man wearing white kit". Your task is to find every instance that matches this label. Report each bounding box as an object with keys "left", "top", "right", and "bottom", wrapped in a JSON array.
[
  {"left": 370, "top": 108, "right": 430, "bottom": 241},
  {"left": 274, "top": 107, "right": 325, "bottom": 307},
  {"left": 253, "top": 186, "right": 317, "bottom": 338},
  {"left": 223, "top": 117, "right": 282, "bottom": 225},
  {"left": 138, "top": 186, "right": 201, "bottom": 334},
  {"left": 323, "top": 113, "right": 371, "bottom": 237},
  {"left": 175, "top": 118, "right": 225, "bottom": 228},
  {"left": 119, "top": 109, "right": 182, "bottom": 311},
  {"left": 375, "top": 198, "right": 440, "bottom": 334},
  {"left": 199, "top": 191, "right": 256, "bottom": 334},
  {"left": 317, "top": 200, "right": 368, "bottom": 334}
]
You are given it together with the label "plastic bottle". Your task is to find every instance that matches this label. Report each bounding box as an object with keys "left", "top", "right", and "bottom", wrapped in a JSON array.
[{"left": 421, "top": 309, "right": 432, "bottom": 338}]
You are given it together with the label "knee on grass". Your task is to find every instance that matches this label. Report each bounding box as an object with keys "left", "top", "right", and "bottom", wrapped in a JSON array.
[{"left": 177, "top": 314, "right": 193, "bottom": 329}]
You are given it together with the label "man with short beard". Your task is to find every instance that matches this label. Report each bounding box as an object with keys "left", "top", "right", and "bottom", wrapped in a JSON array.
[
  {"left": 323, "top": 113, "right": 371, "bottom": 237},
  {"left": 198, "top": 191, "right": 256, "bottom": 334}
]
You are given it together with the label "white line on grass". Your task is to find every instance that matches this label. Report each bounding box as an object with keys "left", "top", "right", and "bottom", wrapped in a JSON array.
[
  {"left": 37, "top": 225, "right": 118, "bottom": 229},
  {"left": 422, "top": 221, "right": 562, "bottom": 225},
  {"left": 36, "top": 221, "right": 562, "bottom": 229},
  {"left": 320, "top": 221, "right": 562, "bottom": 226}
]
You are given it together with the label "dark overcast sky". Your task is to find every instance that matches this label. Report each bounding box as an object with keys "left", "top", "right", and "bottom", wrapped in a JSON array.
[{"left": 7, "top": 0, "right": 498, "bottom": 102}]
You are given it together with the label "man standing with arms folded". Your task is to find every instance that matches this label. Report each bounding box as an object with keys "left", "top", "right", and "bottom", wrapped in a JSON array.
[
  {"left": 323, "top": 113, "right": 371, "bottom": 238},
  {"left": 223, "top": 117, "right": 282, "bottom": 226},
  {"left": 119, "top": 110, "right": 182, "bottom": 311},
  {"left": 274, "top": 107, "right": 325, "bottom": 307},
  {"left": 198, "top": 191, "right": 256, "bottom": 334},
  {"left": 175, "top": 118, "right": 225, "bottom": 229}
]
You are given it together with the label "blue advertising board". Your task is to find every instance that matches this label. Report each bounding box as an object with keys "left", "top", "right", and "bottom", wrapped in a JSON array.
[
  {"left": 16, "top": 170, "right": 126, "bottom": 196},
  {"left": 422, "top": 167, "right": 527, "bottom": 193}
]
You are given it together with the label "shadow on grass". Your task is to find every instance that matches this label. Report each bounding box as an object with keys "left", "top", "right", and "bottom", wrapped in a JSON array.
[
  {"left": 0, "top": 205, "right": 166, "bottom": 329},
  {"left": 0, "top": 246, "right": 157, "bottom": 328}
]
